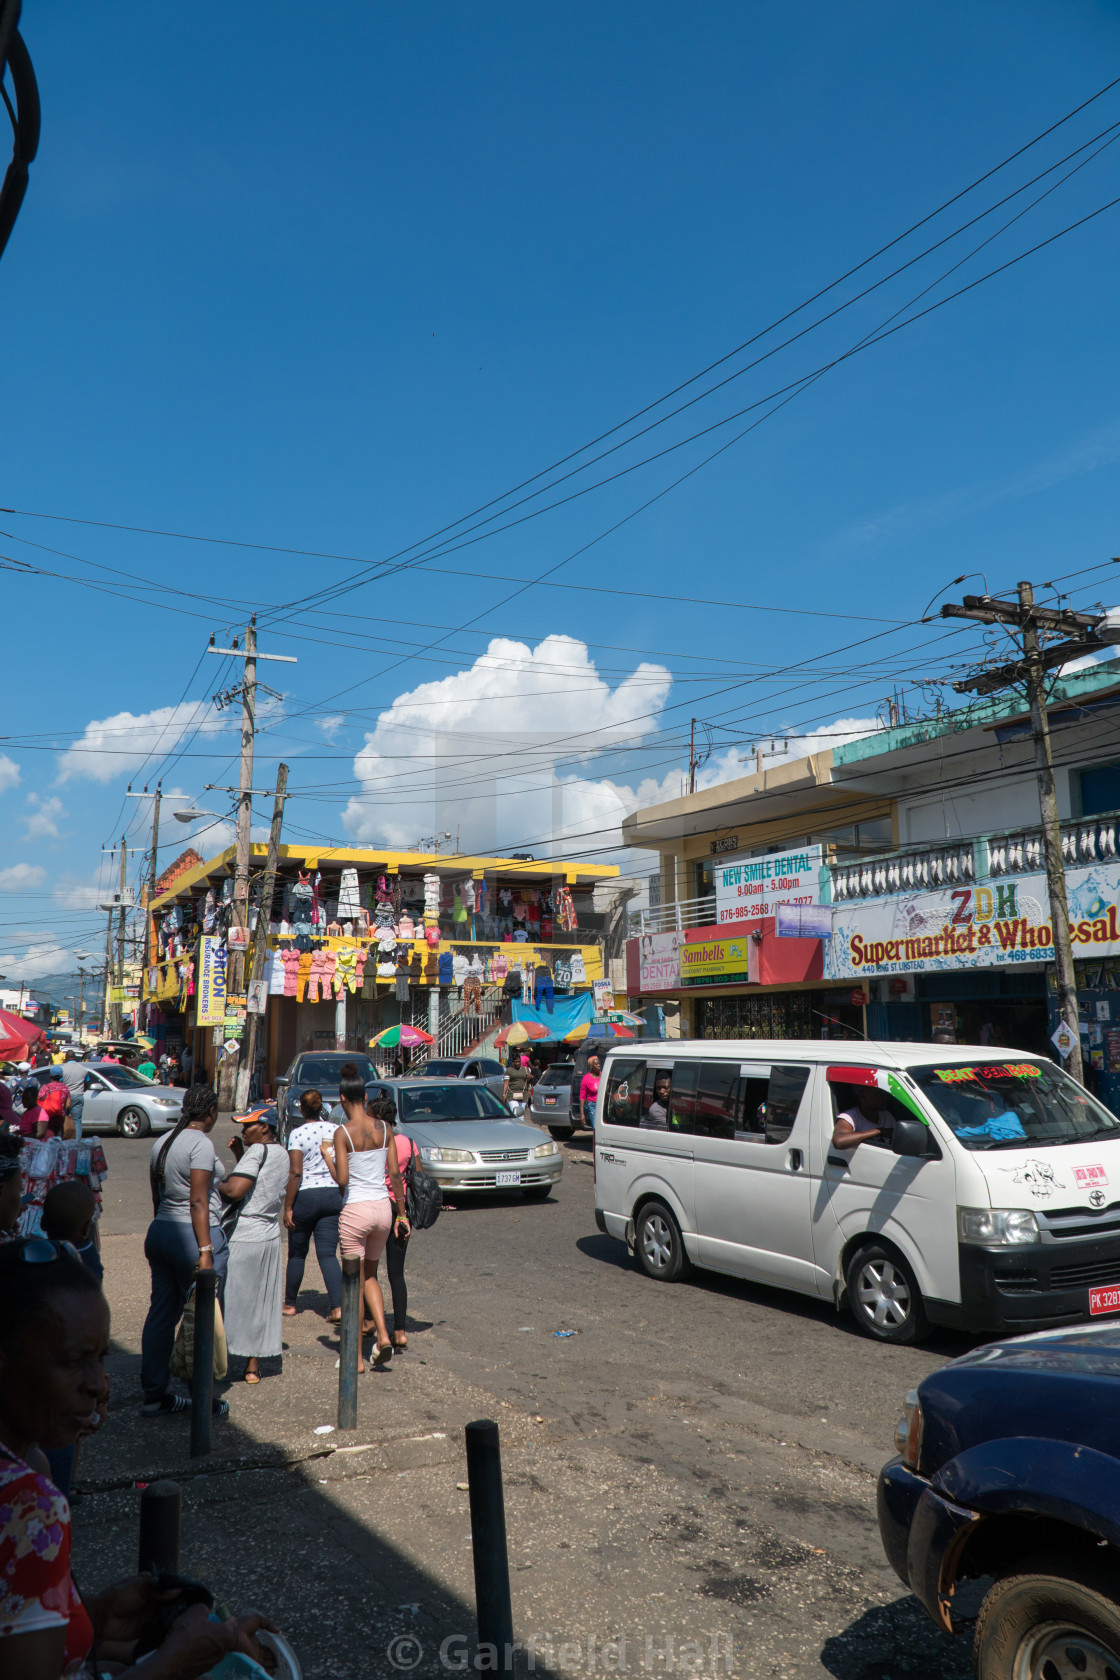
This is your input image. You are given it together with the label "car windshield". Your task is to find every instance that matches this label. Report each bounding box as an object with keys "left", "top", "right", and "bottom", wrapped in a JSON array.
[
  {"left": 417, "top": 1061, "right": 465, "bottom": 1078},
  {"left": 399, "top": 1084, "right": 511, "bottom": 1120},
  {"left": 912, "top": 1060, "right": 1120, "bottom": 1150},
  {"left": 296, "top": 1056, "right": 376, "bottom": 1085},
  {"left": 537, "top": 1064, "right": 574, "bottom": 1086},
  {"left": 94, "top": 1066, "right": 150, "bottom": 1090}
]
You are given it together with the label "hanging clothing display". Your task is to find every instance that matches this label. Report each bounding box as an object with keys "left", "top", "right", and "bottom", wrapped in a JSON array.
[
  {"left": 337, "top": 867, "right": 361, "bottom": 919},
  {"left": 568, "top": 952, "right": 587, "bottom": 984}
]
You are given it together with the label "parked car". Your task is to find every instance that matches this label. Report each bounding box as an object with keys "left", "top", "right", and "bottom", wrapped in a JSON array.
[
  {"left": 529, "top": 1061, "right": 576, "bottom": 1136},
  {"left": 593, "top": 1039, "right": 1120, "bottom": 1343},
  {"left": 413, "top": 1057, "right": 508, "bottom": 1101},
  {"left": 878, "top": 1321, "right": 1120, "bottom": 1676},
  {"left": 80, "top": 1062, "right": 184, "bottom": 1137},
  {"left": 274, "top": 1051, "right": 380, "bottom": 1138},
  {"left": 373, "top": 1078, "right": 563, "bottom": 1199}
]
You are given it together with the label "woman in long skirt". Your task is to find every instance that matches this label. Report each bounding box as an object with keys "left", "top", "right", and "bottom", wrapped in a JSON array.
[{"left": 220, "top": 1106, "right": 290, "bottom": 1383}]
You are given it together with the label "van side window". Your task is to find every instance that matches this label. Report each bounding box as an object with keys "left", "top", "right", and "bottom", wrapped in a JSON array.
[
  {"left": 605, "top": 1060, "right": 645, "bottom": 1127},
  {"left": 640, "top": 1067, "right": 673, "bottom": 1129},
  {"left": 668, "top": 1062, "right": 701, "bottom": 1133},
  {"left": 764, "top": 1066, "right": 811, "bottom": 1145},
  {"left": 694, "top": 1061, "right": 741, "bottom": 1140},
  {"left": 738, "top": 1071, "right": 770, "bottom": 1139}
]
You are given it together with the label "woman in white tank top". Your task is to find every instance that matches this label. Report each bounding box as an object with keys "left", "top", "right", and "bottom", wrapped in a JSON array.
[{"left": 321, "top": 1067, "right": 410, "bottom": 1367}]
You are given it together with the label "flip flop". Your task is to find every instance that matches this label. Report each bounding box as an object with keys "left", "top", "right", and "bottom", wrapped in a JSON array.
[
  {"left": 282, "top": 1305, "right": 298, "bottom": 1317},
  {"left": 244, "top": 1371, "right": 262, "bottom": 1385},
  {"left": 373, "top": 1341, "right": 393, "bottom": 1367}
]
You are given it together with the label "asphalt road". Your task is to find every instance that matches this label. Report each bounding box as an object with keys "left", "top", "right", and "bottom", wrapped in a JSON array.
[{"left": 92, "top": 1129, "right": 978, "bottom": 1678}]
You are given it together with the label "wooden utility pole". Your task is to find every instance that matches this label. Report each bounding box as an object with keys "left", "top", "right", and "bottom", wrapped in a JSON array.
[
  {"left": 941, "top": 583, "right": 1112, "bottom": 1085},
  {"left": 236, "top": 763, "right": 288, "bottom": 1112},
  {"left": 114, "top": 835, "right": 127, "bottom": 1036}
]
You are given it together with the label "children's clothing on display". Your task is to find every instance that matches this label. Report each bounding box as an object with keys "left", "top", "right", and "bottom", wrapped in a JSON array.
[
  {"left": 337, "top": 868, "right": 361, "bottom": 919},
  {"left": 568, "top": 952, "right": 587, "bottom": 984},
  {"left": 281, "top": 948, "right": 301, "bottom": 997}
]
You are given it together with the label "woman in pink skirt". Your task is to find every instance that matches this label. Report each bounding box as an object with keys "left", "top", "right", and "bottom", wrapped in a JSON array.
[{"left": 322, "top": 1068, "right": 410, "bottom": 1368}]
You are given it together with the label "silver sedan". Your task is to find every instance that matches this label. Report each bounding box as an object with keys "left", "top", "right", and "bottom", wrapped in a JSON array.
[
  {"left": 375, "top": 1078, "right": 564, "bottom": 1198},
  {"left": 80, "top": 1062, "right": 184, "bottom": 1138}
]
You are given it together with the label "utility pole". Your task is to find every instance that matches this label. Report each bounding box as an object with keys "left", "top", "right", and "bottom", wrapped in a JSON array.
[
  {"left": 104, "top": 908, "right": 115, "bottom": 1036},
  {"left": 236, "top": 762, "right": 288, "bottom": 1112},
  {"left": 941, "top": 582, "right": 1117, "bottom": 1086},
  {"left": 688, "top": 719, "right": 697, "bottom": 795},
  {"left": 116, "top": 834, "right": 127, "bottom": 1033},
  {"left": 126, "top": 783, "right": 162, "bottom": 1033}
]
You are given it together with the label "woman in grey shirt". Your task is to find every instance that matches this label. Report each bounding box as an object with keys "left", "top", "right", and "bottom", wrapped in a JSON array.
[
  {"left": 220, "top": 1107, "right": 289, "bottom": 1385},
  {"left": 140, "top": 1082, "right": 229, "bottom": 1417}
]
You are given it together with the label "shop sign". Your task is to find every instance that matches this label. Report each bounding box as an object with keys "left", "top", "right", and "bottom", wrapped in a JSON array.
[
  {"left": 638, "top": 930, "right": 681, "bottom": 991},
  {"left": 197, "top": 935, "right": 227, "bottom": 1026},
  {"left": 246, "top": 979, "right": 268, "bottom": 1015},
  {"left": 710, "top": 835, "right": 740, "bottom": 855},
  {"left": 109, "top": 985, "right": 140, "bottom": 1003},
  {"left": 714, "top": 846, "right": 823, "bottom": 924},
  {"left": 775, "top": 903, "right": 831, "bottom": 940},
  {"left": 592, "top": 979, "right": 615, "bottom": 1014},
  {"left": 680, "top": 933, "right": 757, "bottom": 987},
  {"left": 1052, "top": 1020, "right": 1076, "bottom": 1058},
  {"left": 826, "top": 861, "right": 1120, "bottom": 980},
  {"left": 227, "top": 926, "right": 250, "bottom": 951}
]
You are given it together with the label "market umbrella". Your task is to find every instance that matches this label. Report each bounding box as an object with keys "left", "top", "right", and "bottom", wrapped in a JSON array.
[
  {"left": 369, "top": 1024, "right": 434, "bottom": 1049},
  {"left": 563, "top": 1021, "right": 635, "bottom": 1044},
  {"left": 493, "top": 1020, "right": 551, "bottom": 1049},
  {"left": 606, "top": 1010, "right": 644, "bottom": 1027},
  {"left": 0, "top": 1007, "right": 48, "bottom": 1061}
]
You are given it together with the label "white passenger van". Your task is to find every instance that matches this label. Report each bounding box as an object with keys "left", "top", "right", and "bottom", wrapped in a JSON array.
[{"left": 592, "top": 1040, "right": 1120, "bottom": 1344}]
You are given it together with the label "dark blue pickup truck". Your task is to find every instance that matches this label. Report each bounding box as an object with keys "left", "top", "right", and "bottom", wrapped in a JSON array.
[{"left": 878, "top": 1321, "right": 1120, "bottom": 1678}]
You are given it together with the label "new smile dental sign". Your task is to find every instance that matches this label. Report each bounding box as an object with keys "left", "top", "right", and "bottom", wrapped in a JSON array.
[{"left": 714, "top": 847, "right": 823, "bottom": 925}]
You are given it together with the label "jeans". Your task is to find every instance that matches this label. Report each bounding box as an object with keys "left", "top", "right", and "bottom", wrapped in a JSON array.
[
  {"left": 285, "top": 1185, "right": 343, "bottom": 1310},
  {"left": 383, "top": 1223, "right": 408, "bottom": 1333},
  {"left": 140, "top": 1219, "right": 229, "bottom": 1403},
  {"left": 534, "top": 972, "right": 554, "bottom": 1012},
  {"left": 69, "top": 1094, "right": 83, "bottom": 1140}
]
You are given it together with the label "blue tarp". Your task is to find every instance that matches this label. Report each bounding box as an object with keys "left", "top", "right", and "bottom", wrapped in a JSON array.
[{"left": 510, "top": 992, "right": 594, "bottom": 1040}]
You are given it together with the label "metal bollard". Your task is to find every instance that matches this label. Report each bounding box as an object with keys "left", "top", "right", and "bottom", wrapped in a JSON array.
[
  {"left": 189, "top": 1269, "right": 216, "bottom": 1458},
  {"left": 337, "top": 1256, "right": 361, "bottom": 1430},
  {"left": 465, "top": 1419, "right": 513, "bottom": 1665},
  {"left": 138, "top": 1480, "right": 182, "bottom": 1575}
]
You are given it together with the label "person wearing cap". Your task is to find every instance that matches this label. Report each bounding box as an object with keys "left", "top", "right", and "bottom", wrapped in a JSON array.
[{"left": 218, "top": 1107, "right": 288, "bottom": 1385}]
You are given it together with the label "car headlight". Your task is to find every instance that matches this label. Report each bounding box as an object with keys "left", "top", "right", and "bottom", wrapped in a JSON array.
[
  {"left": 957, "top": 1206, "right": 1040, "bottom": 1245},
  {"left": 421, "top": 1147, "right": 475, "bottom": 1165},
  {"left": 894, "top": 1389, "right": 923, "bottom": 1469},
  {"left": 153, "top": 1098, "right": 181, "bottom": 1108},
  {"left": 532, "top": 1141, "right": 559, "bottom": 1158}
]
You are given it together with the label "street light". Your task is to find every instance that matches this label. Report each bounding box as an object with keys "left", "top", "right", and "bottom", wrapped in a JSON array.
[{"left": 173, "top": 808, "right": 218, "bottom": 824}]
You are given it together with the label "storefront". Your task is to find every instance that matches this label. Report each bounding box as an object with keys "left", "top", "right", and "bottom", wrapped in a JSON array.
[{"left": 144, "top": 845, "right": 618, "bottom": 1094}]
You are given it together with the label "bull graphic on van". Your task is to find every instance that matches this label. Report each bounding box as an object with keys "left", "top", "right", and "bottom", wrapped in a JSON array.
[{"left": 1000, "top": 1158, "right": 1063, "bottom": 1198}]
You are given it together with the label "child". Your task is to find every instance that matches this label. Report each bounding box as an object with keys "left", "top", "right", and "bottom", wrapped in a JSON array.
[
  {"left": 18, "top": 1085, "right": 48, "bottom": 1139},
  {"left": 41, "top": 1180, "right": 103, "bottom": 1283}
]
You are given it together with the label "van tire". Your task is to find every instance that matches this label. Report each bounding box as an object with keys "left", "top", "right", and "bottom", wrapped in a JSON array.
[
  {"left": 974, "top": 1553, "right": 1120, "bottom": 1680},
  {"left": 634, "top": 1202, "right": 691, "bottom": 1283},
  {"left": 845, "top": 1242, "right": 927, "bottom": 1344}
]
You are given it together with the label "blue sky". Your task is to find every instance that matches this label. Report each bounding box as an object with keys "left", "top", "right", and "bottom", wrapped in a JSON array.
[{"left": 3, "top": 0, "right": 1120, "bottom": 977}]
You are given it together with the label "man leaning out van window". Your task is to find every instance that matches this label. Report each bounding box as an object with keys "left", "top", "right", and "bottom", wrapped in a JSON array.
[{"left": 832, "top": 1083, "right": 895, "bottom": 1151}]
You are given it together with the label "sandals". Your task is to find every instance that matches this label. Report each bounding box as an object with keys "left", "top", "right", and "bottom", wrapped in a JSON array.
[
  {"left": 373, "top": 1340, "right": 393, "bottom": 1367},
  {"left": 244, "top": 1371, "right": 262, "bottom": 1385},
  {"left": 392, "top": 1335, "right": 408, "bottom": 1353},
  {"left": 282, "top": 1305, "right": 298, "bottom": 1317}
]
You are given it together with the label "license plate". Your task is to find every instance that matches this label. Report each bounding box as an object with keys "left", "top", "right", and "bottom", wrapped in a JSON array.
[
  {"left": 495, "top": 1170, "right": 522, "bottom": 1187},
  {"left": 545, "top": 1096, "right": 557, "bottom": 1105},
  {"left": 1089, "top": 1285, "right": 1120, "bottom": 1316}
]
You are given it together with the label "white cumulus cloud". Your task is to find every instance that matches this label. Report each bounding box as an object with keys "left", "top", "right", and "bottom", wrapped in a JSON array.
[
  {"left": 55, "top": 700, "right": 229, "bottom": 785},
  {"left": 23, "top": 794, "right": 65, "bottom": 838},
  {"left": 0, "top": 755, "right": 20, "bottom": 793},
  {"left": 0, "top": 864, "right": 47, "bottom": 891},
  {"left": 341, "top": 635, "right": 672, "bottom": 858},
  {"left": 0, "top": 941, "right": 73, "bottom": 981}
]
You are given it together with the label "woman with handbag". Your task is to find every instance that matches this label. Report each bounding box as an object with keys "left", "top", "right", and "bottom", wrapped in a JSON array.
[
  {"left": 219, "top": 1107, "right": 289, "bottom": 1385},
  {"left": 320, "top": 1073, "right": 410, "bottom": 1369},
  {"left": 140, "top": 1083, "right": 230, "bottom": 1419}
]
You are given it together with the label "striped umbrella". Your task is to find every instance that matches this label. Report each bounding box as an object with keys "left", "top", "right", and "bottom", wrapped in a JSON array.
[
  {"left": 563, "top": 1021, "right": 635, "bottom": 1044},
  {"left": 369, "top": 1024, "right": 434, "bottom": 1048},
  {"left": 493, "top": 1020, "right": 551, "bottom": 1049}
]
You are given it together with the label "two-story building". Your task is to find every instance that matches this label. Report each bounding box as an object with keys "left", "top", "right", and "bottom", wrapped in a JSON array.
[
  {"left": 143, "top": 843, "right": 618, "bottom": 1093},
  {"left": 623, "top": 656, "right": 1120, "bottom": 1112}
]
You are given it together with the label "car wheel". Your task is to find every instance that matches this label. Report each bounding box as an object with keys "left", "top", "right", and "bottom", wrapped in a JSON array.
[
  {"left": 118, "top": 1106, "right": 151, "bottom": 1139},
  {"left": 522, "top": 1185, "right": 551, "bottom": 1201},
  {"left": 634, "top": 1201, "right": 691, "bottom": 1283},
  {"left": 974, "top": 1554, "right": 1120, "bottom": 1680},
  {"left": 845, "top": 1242, "right": 927, "bottom": 1344},
  {"left": 548, "top": 1125, "right": 573, "bottom": 1140}
]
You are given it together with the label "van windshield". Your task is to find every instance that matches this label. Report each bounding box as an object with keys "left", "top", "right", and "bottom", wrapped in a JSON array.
[{"left": 911, "top": 1060, "right": 1120, "bottom": 1150}]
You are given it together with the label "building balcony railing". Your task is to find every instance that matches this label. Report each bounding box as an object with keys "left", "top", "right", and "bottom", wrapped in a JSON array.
[
  {"left": 629, "top": 895, "right": 718, "bottom": 935},
  {"left": 828, "top": 809, "right": 1120, "bottom": 901}
]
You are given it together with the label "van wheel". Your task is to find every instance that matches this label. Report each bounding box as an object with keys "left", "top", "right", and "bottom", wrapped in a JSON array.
[
  {"left": 635, "top": 1202, "right": 691, "bottom": 1283},
  {"left": 974, "top": 1554, "right": 1120, "bottom": 1680},
  {"left": 845, "top": 1243, "right": 927, "bottom": 1344}
]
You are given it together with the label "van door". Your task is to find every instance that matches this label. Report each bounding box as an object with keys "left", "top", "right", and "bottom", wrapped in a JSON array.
[
  {"left": 688, "top": 1059, "right": 825, "bottom": 1294},
  {"left": 597, "top": 1056, "right": 695, "bottom": 1246},
  {"left": 813, "top": 1066, "right": 959, "bottom": 1308}
]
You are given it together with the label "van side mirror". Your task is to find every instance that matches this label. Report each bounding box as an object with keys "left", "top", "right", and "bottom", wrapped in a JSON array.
[{"left": 892, "top": 1116, "right": 936, "bottom": 1158}]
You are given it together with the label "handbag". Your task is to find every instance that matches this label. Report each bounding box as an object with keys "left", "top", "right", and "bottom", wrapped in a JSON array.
[
  {"left": 171, "top": 1282, "right": 228, "bottom": 1382},
  {"left": 403, "top": 1148, "right": 442, "bottom": 1231}
]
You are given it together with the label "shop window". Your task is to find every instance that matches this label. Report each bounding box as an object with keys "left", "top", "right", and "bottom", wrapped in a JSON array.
[
  {"left": 764, "top": 1066, "right": 811, "bottom": 1145},
  {"left": 604, "top": 1059, "right": 645, "bottom": 1127},
  {"left": 695, "top": 992, "right": 814, "bottom": 1040},
  {"left": 1079, "top": 763, "right": 1120, "bottom": 817}
]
